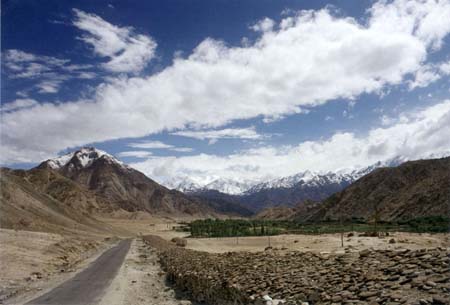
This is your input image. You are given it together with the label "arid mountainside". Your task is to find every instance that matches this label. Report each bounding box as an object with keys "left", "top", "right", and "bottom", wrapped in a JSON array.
[
  {"left": 36, "top": 147, "right": 250, "bottom": 217},
  {"left": 302, "top": 157, "right": 450, "bottom": 222},
  {"left": 0, "top": 168, "right": 121, "bottom": 235}
]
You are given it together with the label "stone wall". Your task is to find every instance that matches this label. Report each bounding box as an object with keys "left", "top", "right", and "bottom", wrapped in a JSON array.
[{"left": 144, "top": 236, "right": 449, "bottom": 304}]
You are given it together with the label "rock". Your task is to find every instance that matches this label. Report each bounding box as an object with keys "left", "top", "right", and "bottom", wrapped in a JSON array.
[
  {"left": 359, "top": 291, "right": 378, "bottom": 298},
  {"left": 389, "top": 238, "right": 396, "bottom": 244},
  {"left": 360, "top": 249, "right": 371, "bottom": 257},
  {"left": 432, "top": 296, "right": 449, "bottom": 305},
  {"left": 157, "top": 243, "right": 449, "bottom": 305}
]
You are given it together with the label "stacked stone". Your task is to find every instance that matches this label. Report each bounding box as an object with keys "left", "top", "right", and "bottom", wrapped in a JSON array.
[{"left": 157, "top": 247, "right": 449, "bottom": 305}]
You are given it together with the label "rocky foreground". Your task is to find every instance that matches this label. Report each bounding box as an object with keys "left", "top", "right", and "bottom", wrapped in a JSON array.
[{"left": 146, "top": 236, "right": 450, "bottom": 305}]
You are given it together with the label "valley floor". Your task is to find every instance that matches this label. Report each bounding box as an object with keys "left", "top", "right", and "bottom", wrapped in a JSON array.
[{"left": 1, "top": 217, "right": 449, "bottom": 305}]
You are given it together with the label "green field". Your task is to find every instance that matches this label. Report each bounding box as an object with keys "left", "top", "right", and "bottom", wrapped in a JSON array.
[{"left": 181, "top": 216, "right": 450, "bottom": 238}]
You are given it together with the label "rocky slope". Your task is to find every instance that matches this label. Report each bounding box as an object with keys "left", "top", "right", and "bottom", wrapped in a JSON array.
[
  {"left": 302, "top": 157, "right": 450, "bottom": 222},
  {"left": 37, "top": 147, "right": 248, "bottom": 217},
  {"left": 0, "top": 168, "right": 121, "bottom": 235}
]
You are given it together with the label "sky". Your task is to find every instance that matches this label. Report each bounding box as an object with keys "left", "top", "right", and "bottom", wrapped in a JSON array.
[{"left": 1, "top": 0, "right": 450, "bottom": 187}]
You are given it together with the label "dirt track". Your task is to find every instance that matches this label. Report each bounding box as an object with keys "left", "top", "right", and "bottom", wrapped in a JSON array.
[{"left": 25, "top": 239, "right": 131, "bottom": 305}]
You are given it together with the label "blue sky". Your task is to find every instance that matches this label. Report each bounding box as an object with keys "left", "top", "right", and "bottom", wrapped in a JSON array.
[{"left": 2, "top": 0, "right": 450, "bottom": 187}]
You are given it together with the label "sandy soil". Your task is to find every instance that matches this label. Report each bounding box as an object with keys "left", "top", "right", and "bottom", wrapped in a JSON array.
[
  {"left": 0, "top": 229, "right": 115, "bottom": 304},
  {"left": 99, "top": 217, "right": 188, "bottom": 240},
  {"left": 183, "top": 232, "right": 450, "bottom": 253},
  {"left": 99, "top": 238, "right": 193, "bottom": 305},
  {"left": 99, "top": 218, "right": 450, "bottom": 254}
]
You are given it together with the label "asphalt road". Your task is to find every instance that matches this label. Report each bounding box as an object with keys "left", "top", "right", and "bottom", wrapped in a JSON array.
[{"left": 26, "top": 239, "right": 132, "bottom": 305}]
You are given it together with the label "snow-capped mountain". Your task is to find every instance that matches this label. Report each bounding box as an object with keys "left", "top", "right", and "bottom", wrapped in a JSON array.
[
  {"left": 166, "top": 177, "right": 259, "bottom": 195},
  {"left": 164, "top": 156, "right": 423, "bottom": 211},
  {"left": 167, "top": 156, "right": 410, "bottom": 196},
  {"left": 44, "top": 147, "right": 128, "bottom": 171},
  {"left": 38, "top": 147, "right": 240, "bottom": 216},
  {"left": 246, "top": 171, "right": 351, "bottom": 194}
]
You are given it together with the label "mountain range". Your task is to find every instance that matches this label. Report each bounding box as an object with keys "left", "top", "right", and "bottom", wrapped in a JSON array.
[
  {"left": 0, "top": 148, "right": 252, "bottom": 233},
  {"left": 1, "top": 147, "right": 448, "bottom": 234},
  {"left": 256, "top": 156, "right": 450, "bottom": 222},
  {"left": 301, "top": 156, "right": 450, "bottom": 222},
  {"left": 171, "top": 158, "right": 406, "bottom": 212}
]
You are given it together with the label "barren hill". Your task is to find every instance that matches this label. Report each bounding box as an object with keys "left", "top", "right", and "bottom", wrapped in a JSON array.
[
  {"left": 37, "top": 147, "right": 250, "bottom": 217},
  {"left": 302, "top": 157, "right": 450, "bottom": 222},
  {"left": 39, "top": 148, "right": 199, "bottom": 214},
  {"left": 0, "top": 168, "right": 122, "bottom": 235}
]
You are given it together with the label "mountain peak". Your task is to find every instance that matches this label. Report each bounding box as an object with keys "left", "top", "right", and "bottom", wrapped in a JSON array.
[{"left": 44, "top": 147, "right": 126, "bottom": 170}]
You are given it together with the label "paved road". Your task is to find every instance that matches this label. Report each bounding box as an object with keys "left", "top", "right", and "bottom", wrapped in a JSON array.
[{"left": 26, "top": 239, "right": 132, "bottom": 305}]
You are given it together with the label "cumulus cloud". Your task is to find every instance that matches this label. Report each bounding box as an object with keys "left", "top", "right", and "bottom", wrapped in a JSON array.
[
  {"left": 409, "top": 59, "right": 450, "bottom": 89},
  {"left": 172, "top": 127, "right": 265, "bottom": 142},
  {"left": 130, "top": 101, "right": 450, "bottom": 186},
  {"left": 1, "top": 99, "right": 38, "bottom": 112},
  {"left": 2, "top": 0, "right": 450, "bottom": 163},
  {"left": 72, "top": 9, "right": 157, "bottom": 73},
  {"left": 250, "top": 17, "right": 276, "bottom": 32}
]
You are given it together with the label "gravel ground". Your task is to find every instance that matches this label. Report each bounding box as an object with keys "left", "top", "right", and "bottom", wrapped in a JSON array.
[{"left": 99, "top": 238, "right": 194, "bottom": 305}]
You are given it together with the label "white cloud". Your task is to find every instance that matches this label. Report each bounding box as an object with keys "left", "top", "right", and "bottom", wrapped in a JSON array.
[
  {"left": 117, "top": 150, "right": 152, "bottom": 158},
  {"left": 439, "top": 60, "right": 450, "bottom": 75},
  {"left": 128, "top": 140, "right": 173, "bottom": 149},
  {"left": 172, "top": 127, "right": 265, "bottom": 141},
  {"left": 130, "top": 101, "right": 450, "bottom": 185},
  {"left": 2, "top": 0, "right": 450, "bottom": 164},
  {"left": 36, "top": 80, "right": 65, "bottom": 94},
  {"left": 2, "top": 49, "right": 95, "bottom": 94},
  {"left": 72, "top": 9, "right": 157, "bottom": 73},
  {"left": 169, "top": 147, "right": 194, "bottom": 153},
  {"left": 1, "top": 99, "right": 38, "bottom": 112},
  {"left": 409, "top": 59, "right": 450, "bottom": 89},
  {"left": 250, "top": 17, "right": 276, "bottom": 32},
  {"left": 368, "top": 0, "right": 450, "bottom": 50},
  {"left": 380, "top": 114, "right": 395, "bottom": 126},
  {"left": 127, "top": 140, "right": 193, "bottom": 152}
]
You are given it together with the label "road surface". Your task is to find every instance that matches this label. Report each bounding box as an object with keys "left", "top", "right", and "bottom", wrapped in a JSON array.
[{"left": 26, "top": 239, "right": 132, "bottom": 305}]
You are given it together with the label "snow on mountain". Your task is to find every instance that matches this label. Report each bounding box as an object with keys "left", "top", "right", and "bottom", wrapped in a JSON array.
[
  {"left": 204, "top": 178, "right": 256, "bottom": 195},
  {"left": 45, "top": 147, "right": 127, "bottom": 170},
  {"left": 166, "top": 156, "right": 419, "bottom": 195},
  {"left": 166, "top": 177, "right": 257, "bottom": 195}
]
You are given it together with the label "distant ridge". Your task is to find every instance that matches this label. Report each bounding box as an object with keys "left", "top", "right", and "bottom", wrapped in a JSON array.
[{"left": 298, "top": 157, "right": 450, "bottom": 222}]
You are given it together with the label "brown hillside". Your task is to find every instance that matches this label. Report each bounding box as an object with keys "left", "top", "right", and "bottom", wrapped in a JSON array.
[
  {"left": 303, "top": 157, "right": 450, "bottom": 222},
  {"left": 38, "top": 148, "right": 223, "bottom": 217},
  {"left": 0, "top": 168, "right": 123, "bottom": 235}
]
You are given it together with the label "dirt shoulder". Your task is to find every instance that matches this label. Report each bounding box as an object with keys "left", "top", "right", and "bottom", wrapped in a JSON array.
[
  {"left": 0, "top": 229, "right": 119, "bottom": 304},
  {"left": 99, "top": 238, "right": 192, "bottom": 305}
]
